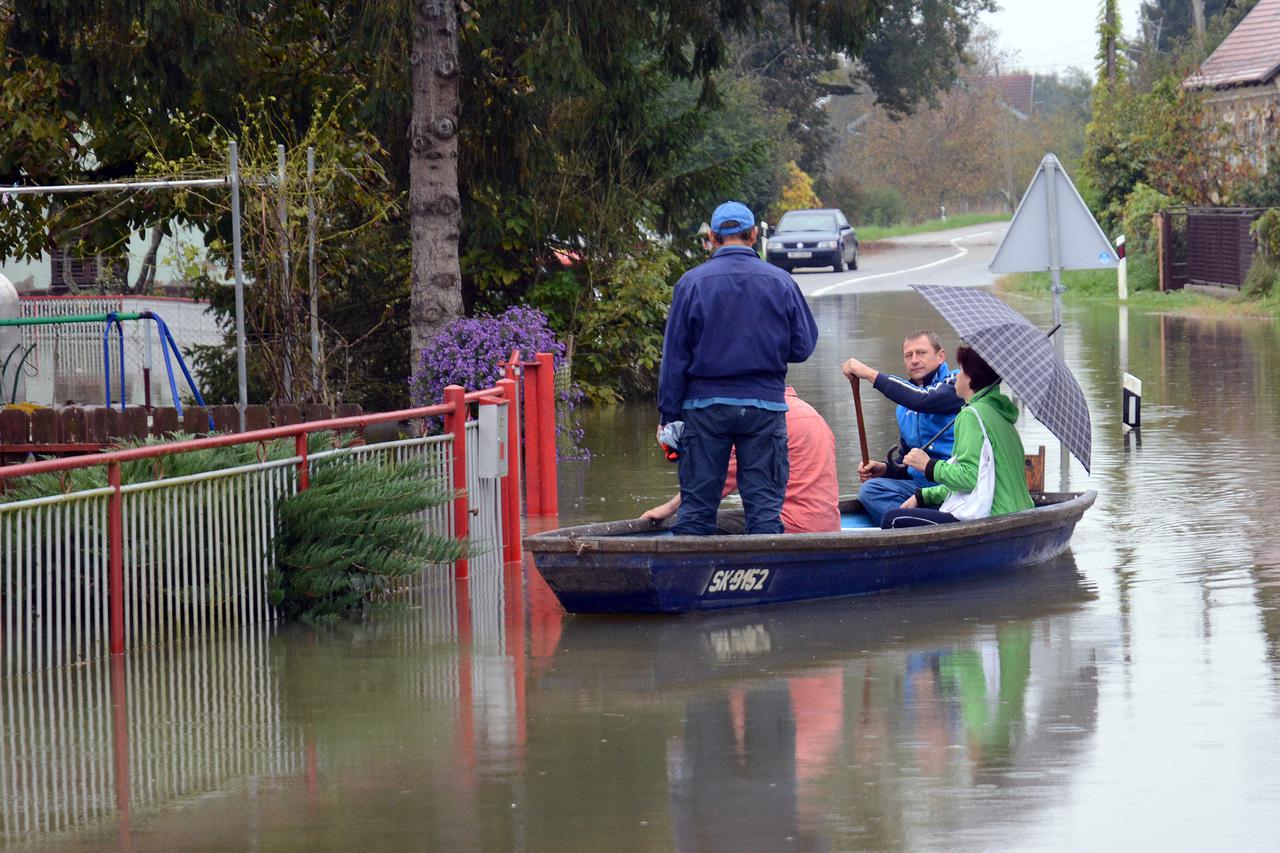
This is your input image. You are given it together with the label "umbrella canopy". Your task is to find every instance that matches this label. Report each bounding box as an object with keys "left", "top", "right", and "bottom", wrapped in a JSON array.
[{"left": 912, "top": 285, "right": 1091, "bottom": 473}]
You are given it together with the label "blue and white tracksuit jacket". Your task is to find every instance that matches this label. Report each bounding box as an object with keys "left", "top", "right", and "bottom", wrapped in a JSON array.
[{"left": 872, "top": 362, "right": 963, "bottom": 486}]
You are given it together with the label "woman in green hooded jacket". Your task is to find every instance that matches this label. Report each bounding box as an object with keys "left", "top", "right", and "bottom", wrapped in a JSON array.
[{"left": 880, "top": 344, "right": 1033, "bottom": 529}]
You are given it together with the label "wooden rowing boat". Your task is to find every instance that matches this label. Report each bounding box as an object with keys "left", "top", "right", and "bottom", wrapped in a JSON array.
[{"left": 524, "top": 491, "right": 1096, "bottom": 614}]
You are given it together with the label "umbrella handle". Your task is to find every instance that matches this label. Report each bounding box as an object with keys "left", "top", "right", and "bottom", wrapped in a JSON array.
[{"left": 848, "top": 375, "right": 870, "bottom": 466}]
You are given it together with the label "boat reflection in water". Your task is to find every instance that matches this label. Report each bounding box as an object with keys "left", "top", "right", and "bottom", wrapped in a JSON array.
[{"left": 541, "top": 553, "right": 1103, "bottom": 849}]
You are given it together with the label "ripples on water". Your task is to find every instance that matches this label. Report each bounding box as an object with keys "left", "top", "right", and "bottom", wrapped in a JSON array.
[{"left": 4, "top": 295, "right": 1280, "bottom": 849}]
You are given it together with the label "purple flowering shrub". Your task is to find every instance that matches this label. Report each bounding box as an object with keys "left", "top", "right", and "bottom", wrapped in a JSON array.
[
  {"left": 409, "top": 306, "right": 563, "bottom": 405},
  {"left": 409, "top": 306, "right": 588, "bottom": 459}
]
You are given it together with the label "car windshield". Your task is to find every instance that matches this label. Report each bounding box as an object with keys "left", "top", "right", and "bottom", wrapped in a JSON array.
[{"left": 778, "top": 213, "right": 836, "bottom": 232}]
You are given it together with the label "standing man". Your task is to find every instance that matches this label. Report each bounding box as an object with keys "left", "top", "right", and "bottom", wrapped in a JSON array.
[
  {"left": 659, "top": 201, "right": 819, "bottom": 535},
  {"left": 841, "top": 330, "right": 963, "bottom": 524},
  {"left": 643, "top": 386, "right": 841, "bottom": 534}
]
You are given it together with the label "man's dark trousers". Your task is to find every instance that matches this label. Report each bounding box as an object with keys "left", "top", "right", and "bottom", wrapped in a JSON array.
[{"left": 673, "top": 404, "right": 788, "bottom": 535}]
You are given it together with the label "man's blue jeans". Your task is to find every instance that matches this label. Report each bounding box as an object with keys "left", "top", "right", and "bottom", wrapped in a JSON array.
[
  {"left": 674, "top": 404, "right": 788, "bottom": 535},
  {"left": 858, "top": 476, "right": 932, "bottom": 526}
]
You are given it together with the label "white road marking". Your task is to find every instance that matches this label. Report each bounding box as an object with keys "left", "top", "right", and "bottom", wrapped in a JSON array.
[{"left": 810, "top": 230, "right": 997, "bottom": 298}]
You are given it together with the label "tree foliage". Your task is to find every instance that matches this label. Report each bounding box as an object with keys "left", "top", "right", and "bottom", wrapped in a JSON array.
[
  {"left": 2, "top": 0, "right": 997, "bottom": 405},
  {"left": 848, "top": 0, "right": 997, "bottom": 115},
  {"left": 1134, "top": 0, "right": 1238, "bottom": 56},
  {"left": 269, "top": 457, "right": 462, "bottom": 623},
  {"left": 769, "top": 161, "right": 823, "bottom": 223},
  {"left": 1082, "top": 0, "right": 1262, "bottom": 235}
]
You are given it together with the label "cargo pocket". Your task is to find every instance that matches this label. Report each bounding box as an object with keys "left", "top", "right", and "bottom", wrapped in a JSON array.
[{"left": 772, "top": 429, "right": 789, "bottom": 490}]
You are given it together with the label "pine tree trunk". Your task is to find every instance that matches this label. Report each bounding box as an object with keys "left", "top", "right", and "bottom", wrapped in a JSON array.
[{"left": 408, "top": 0, "right": 464, "bottom": 376}]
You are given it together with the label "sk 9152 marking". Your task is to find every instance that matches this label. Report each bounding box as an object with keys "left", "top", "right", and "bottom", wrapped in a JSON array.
[{"left": 704, "top": 568, "right": 769, "bottom": 595}]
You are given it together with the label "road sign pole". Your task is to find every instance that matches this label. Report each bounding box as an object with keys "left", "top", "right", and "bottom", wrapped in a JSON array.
[
  {"left": 1043, "top": 156, "right": 1065, "bottom": 362},
  {"left": 1042, "top": 156, "right": 1070, "bottom": 491}
]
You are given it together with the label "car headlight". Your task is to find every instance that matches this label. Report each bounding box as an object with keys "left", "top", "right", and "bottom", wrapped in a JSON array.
[
  {"left": 816, "top": 240, "right": 837, "bottom": 249},
  {"left": 767, "top": 241, "right": 783, "bottom": 250}
]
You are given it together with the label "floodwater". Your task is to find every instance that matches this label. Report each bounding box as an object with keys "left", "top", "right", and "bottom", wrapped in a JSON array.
[{"left": 5, "top": 289, "right": 1280, "bottom": 851}]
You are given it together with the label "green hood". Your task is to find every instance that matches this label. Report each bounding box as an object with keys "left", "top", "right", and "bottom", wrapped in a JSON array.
[{"left": 970, "top": 383, "right": 1018, "bottom": 424}]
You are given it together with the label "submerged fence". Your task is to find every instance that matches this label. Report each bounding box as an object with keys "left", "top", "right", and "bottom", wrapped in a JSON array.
[
  {"left": 0, "top": 625, "right": 303, "bottom": 845},
  {"left": 0, "top": 370, "right": 544, "bottom": 676}
]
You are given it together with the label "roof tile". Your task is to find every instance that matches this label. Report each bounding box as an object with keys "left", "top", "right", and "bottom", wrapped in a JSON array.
[{"left": 1184, "top": 0, "right": 1280, "bottom": 89}]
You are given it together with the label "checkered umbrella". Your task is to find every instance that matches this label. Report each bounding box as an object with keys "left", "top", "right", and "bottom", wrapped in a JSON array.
[{"left": 912, "top": 285, "right": 1091, "bottom": 473}]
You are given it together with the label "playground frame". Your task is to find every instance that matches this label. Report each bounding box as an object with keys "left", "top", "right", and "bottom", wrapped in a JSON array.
[{"left": 2, "top": 142, "right": 323, "bottom": 429}]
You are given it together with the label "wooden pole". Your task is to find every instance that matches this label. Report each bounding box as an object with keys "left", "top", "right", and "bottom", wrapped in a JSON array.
[{"left": 848, "top": 376, "right": 870, "bottom": 466}]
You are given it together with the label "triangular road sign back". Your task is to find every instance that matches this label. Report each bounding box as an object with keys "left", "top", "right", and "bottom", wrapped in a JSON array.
[{"left": 989, "top": 154, "right": 1118, "bottom": 273}]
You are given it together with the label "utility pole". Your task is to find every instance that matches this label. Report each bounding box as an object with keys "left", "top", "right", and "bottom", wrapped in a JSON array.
[{"left": 1104, "top": 0, "right": 1118, "bottom": 87}]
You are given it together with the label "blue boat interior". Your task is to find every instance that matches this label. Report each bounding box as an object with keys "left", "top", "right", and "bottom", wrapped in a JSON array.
[
  {"left": 617, "top": 508, "right": 878, "bottom": 538},
  {"left": 840, "top": 511, "right": 877, "bottom": 529}
]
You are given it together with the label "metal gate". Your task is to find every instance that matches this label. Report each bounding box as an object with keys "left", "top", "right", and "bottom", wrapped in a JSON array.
[{"left": 1160, "top": 207, "right": 1268, "bottom": 290}]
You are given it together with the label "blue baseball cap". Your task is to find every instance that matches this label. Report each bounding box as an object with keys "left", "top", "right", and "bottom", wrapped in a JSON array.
[{"left": 710, "top": 201, "right": 755, "bottom": 236}]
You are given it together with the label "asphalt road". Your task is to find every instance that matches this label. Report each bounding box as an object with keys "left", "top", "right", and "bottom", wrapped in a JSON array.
[{"left": 788, "top": 220, "right": 1011, "bottom": 299}]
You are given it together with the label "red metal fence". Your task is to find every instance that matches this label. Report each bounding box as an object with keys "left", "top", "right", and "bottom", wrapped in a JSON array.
[{"left": 1, "top": 353, "right": 561, "bottom": 672}]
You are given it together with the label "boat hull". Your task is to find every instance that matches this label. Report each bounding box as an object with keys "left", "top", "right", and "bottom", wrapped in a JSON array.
[{"left": 524, "top": 492, "right": 1096, "bottom": 614}]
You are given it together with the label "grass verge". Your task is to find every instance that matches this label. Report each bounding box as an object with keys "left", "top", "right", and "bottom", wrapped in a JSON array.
[
  {"left": 857, "top": 212, "right": 1010, "bottom": 241},
  {"left": 997, "top": 260, "right": 1280, "bottom": 319}
]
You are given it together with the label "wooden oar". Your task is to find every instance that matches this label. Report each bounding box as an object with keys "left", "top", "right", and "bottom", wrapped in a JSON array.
[{"left": 848, "top": 375, "right": 870, "bottom": 466}]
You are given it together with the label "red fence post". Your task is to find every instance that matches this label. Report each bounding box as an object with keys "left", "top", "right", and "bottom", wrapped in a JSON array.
[
  {"left": 497, "top": 377, "right": 522, "bottom": 563},
  {"left": 110, "top": 655, "right": 132, "bottom": 838},
  {"left": 108, "top": 461, "right": 125, "bottom": 656},
  {"left": 295, "top": 432, "right": 310, "bottom": 491},
  {"left": 444, "top": 385, "right": 470, "bottom": 578},
  {"left": 535, "top": 352, "right": 558, "bottom": 516},
  {"left": 522, "top": 362, "right": 543, "bottom": 517}
]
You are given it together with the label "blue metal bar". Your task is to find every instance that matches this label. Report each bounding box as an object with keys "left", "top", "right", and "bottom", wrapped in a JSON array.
[
  {"left": 102, "top": 313, "right": 128, "bottom": 411},
  {"left": 145, "top": 312, "right": 214, "bottom": 432},
  {"left": 146, "top": 313, "right": 185, "bottom": 420}
]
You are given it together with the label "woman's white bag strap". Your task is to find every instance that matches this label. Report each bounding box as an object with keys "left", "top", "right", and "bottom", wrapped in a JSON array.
[{"left": 939, "top": 407, "right": 996, "bottom": 522}]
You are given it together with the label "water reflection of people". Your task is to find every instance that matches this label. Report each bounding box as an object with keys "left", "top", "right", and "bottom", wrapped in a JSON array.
[
  {"left": 883, "top": 345, "right": 1032, "bottom": 529},
  {"left": 668, "top": 687, "right": 801, "bottom": 850},
  {"left": 899, "top": 624, "right": 1033, "bottom": 773},
  {"left": 940, "top": 624, "right": 1032, "bottom": 765},
  {"left": 668, "top": 677, "right": 847, "bottom": 851}
]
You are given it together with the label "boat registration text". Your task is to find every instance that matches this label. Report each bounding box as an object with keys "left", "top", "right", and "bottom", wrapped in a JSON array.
[{"left": 704, "top": 568, "right": 770, "bottom": 594}]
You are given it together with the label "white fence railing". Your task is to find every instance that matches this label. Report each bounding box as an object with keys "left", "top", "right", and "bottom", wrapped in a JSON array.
[
  {"left": 1, "top": 424, "right": 506, "bottom": 675},
  {"left": 1, "top": 489, "right": 113, "bottom": 677}
]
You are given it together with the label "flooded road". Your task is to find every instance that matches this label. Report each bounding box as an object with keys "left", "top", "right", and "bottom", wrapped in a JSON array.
[{"left": 5, "top": 279, "right": 1280, "bottom": 849}]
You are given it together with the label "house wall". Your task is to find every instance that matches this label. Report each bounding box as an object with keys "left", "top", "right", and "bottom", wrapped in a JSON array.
[
  {"left": 0, "top": 220, "right": 219, "bottom": 293},
  {"left": 1202, "top": 81, "right": 1280, "bottom": 174}
]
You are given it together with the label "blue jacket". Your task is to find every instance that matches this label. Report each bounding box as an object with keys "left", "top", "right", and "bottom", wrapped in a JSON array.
[
  {"left": 658, "top": 246, "right": 818, "bottom": 423},
  {"left": 873, "top": 362, "right": 962, "bottom": 484}
]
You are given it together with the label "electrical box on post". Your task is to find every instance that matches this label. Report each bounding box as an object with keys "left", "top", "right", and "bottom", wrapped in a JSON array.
[{"left": 478, "top": 403, "right": 507, "bottom": 478}]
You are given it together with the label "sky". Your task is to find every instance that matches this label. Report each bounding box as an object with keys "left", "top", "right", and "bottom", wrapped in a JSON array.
[{"left": 981, "top": 0, "right": 1146, "bottom": 77}]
